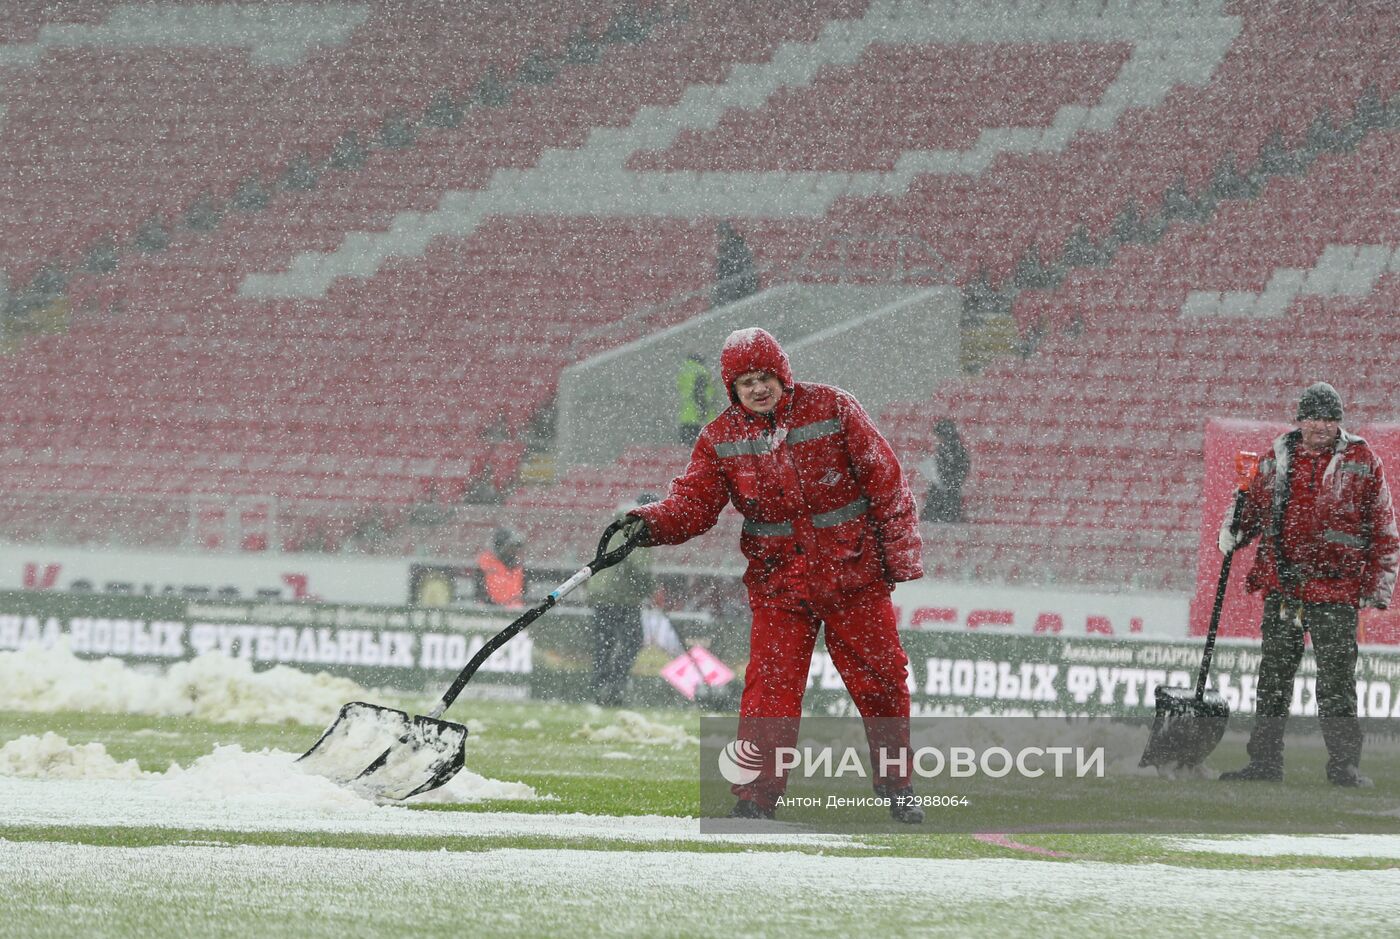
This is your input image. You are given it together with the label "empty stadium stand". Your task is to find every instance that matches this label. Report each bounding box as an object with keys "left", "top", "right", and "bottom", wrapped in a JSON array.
[
  {"left": 0, "top": 0, "right": 1395, "bottom": 598},
  {"left": 0, "top": 0, "right": 639, "bottom": 278},
  {"left": 0, "top": 0, "right": 866, "bottom": 552}
]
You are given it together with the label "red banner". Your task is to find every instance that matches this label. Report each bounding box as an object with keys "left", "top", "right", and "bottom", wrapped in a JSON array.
[{"left": 1191, "top": 419, "right": 1400, "bottom": 645}]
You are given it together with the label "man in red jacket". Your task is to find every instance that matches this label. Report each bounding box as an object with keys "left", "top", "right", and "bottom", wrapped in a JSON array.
[
  {"left": 622, "top": 327, "right": 926, "bottom": 822},
  {"left": 1218, "top": 382, "right": 1399, "bottom": 787}
]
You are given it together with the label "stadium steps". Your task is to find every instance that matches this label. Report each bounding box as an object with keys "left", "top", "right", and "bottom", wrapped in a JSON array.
[
  {"left": 0, "top": 0, "right": 633, "bottom": 280},
  {"left": 237, "top": 0, "right": 1239, "bottom": 298}
]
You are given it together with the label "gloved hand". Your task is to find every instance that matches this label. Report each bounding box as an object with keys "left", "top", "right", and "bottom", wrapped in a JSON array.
[
  {"left": 620, "top": 514, "right": 651, "bottom": 547},
  {"left": 1218, "top": 501, "right": 1244, "bottom": 556}
]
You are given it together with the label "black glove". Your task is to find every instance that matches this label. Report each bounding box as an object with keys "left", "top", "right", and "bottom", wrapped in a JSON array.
[{"left": 620, "top": 514, "right": 651, "bottom": 547}]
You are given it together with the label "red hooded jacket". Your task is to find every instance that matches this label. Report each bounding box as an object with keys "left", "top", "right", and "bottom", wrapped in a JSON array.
[
  {"left": 631, "top": 328, "right": 923, "bottom": 609},
  {"left": 1234, "top": 428, "right": 1399, "bottom": 607}
]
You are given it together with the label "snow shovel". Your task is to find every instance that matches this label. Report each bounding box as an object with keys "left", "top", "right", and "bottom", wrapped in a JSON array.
[
  {"left": 1140, "top": 451, "right": 1258, "bottom": 771},
  {"left": 298, "top": 517, "right": 646, "bottom": 801}
]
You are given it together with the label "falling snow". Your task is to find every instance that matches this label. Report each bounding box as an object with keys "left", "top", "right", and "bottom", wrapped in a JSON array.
[{"left": 2, "top": 1, "right": 1399, "bottom": 934}]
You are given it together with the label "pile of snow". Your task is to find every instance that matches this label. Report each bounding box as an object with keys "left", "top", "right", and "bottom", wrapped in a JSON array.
[
  {"left": 160, "top": 744, "right": 537, "bottom": 806},
  {"left": 157, "top": 745, "right": 371, "bottom": 810},
  {"left": 574, "top": 710, "right": 696, "bottom": 747},
  {"left": 161, "top": 653, "right": 368, "bottom": 725},
  {"left": 0, "top": 643, "right": 161, "bottom": 714},
  {"left": 0, "top": 733, "right": 536, "bottom": 807},
  {"left": 412, "top": 767, "right": 538, "bottom": 804},
  {"left": 0, "top": 732, "right": 147, "bottom": 781},
  {"left": 0, "top": 642, "right": 366, "bottom": 725}
]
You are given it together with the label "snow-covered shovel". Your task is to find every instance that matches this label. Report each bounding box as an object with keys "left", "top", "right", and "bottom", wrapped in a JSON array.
[
  {"left": 298, "top": 518, "right": 645, "bottom": 801},
  {"left": 1141, "top": 452, "right": 1258, "bottom": 773},
  {"left": 297, "top": 701, "right": 468, "bottom": 801}
]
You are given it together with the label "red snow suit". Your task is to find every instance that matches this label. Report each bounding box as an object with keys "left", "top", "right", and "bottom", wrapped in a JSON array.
[
  {"left": 632, "top": 328, "right": 924, "bottom": 607},
  {"left": 1234, "top": 429, "right": 1399, "bottom": 607},
  {"left": 630, "top": 328, "right": 923, "bottom": 810}
]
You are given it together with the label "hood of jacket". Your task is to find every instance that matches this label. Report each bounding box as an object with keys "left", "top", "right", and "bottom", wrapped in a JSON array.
[{"left": 720, "top": 327, "right": 793, "bottom": 406}]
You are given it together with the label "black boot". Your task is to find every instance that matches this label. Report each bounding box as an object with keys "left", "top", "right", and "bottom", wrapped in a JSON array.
[
  {"left": 1327, "top": 765, "right": 1374, "bottom": 788},
  {"left": 877, "top": 785, "right": 925, "bottom": 824},
  {"left": 1227, "top": 714, "right": 1286, "bottom": 782},
  {"left": 1218, "top": 762, "right": 1283, "bottom": 782},
  {"left": 1320, "top": 715, "right": 1364, "bottom": 784},
  {"left": 729, "top": 799, "right": 775, "bottom": 820}
]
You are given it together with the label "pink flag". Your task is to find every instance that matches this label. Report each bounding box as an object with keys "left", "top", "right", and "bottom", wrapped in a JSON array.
[{"left": 660, "top": 646, "right": 734, "bottom": 700}]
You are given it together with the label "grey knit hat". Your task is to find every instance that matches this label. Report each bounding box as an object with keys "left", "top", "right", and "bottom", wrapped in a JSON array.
[{"left": 1295, "top": 382, "right": 1344, "bottom": 422}]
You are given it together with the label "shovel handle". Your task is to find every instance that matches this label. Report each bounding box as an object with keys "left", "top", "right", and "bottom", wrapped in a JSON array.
[
  {"left": 594, "top": 517, "right": 645, "bottom": 571},
  {"left": 428, "top": 518, "right": 646, "bottom": 719},
  {"left": 1196, "top": 488, "right": 1247, "bottom": 700}
]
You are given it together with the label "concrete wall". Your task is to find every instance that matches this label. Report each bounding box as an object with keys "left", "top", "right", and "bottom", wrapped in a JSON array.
[
  {"left": 556, "top": 284, "right": 962, "bottom": 467},
  {"left": 785, "top": 286, "right": 960, "bottom": 415}
]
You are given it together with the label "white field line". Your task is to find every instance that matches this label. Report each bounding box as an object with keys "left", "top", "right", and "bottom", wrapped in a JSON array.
[{"left": 4, "top": 841, "right": 1400, "bottom": 936}]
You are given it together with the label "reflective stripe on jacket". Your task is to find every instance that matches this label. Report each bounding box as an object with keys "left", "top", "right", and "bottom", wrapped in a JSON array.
[{"left": 634, "top": 380, "right": 923, "bottom": 609}]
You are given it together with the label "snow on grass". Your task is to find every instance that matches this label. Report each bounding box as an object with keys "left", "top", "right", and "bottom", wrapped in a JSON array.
[
  {"left": 573, "top": 710, "right": 696, "bottom": 747},
  {"left": 409, "top": 767, "right": 540, "bottom": 804},
  {"left": 0, "top": 733, "right": 539, "bottom": 812},
  {"left": 0, "top": 765, "right": 860, "bottom": 847},
  {"left": 0, "top": 642, "right": 366, "bottom": 725},
  {"left": 158, "top": 744, "right": 373, "bottom": 809},
  {"left": 1172, "top": 835, "right": 1400, "bottom": 859},
  {"left": 0, "top": 732, "right": 147, "bottom": 780},
  {"left": 4, "top": 841, "right": 1400, "bottom": 938}
]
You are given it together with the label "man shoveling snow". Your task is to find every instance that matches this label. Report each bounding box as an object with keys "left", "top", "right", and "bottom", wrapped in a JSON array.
[{"left": 623, "top": 328, "right": 926, "bottom": 823}]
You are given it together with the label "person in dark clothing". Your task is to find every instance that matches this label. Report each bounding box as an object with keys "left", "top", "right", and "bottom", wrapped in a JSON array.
[
  {"left": 588, "top": 495, "right": 657, "bottom": 706},
  {"left": 1217, "top": 383, "right": 1398, "bottom": 787},
  {"left": 919, "top": 419, "right": 970, "bottom": 523},
  {"left": 713, "top": 221, "right": 759, "bottom": 308}
]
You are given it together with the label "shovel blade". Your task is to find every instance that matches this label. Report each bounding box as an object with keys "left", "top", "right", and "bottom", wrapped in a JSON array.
[
  {"left": 297, "top": 701, "right": 468, "bottom": 802},
  {"left": 1140, "top": 685, "right": 1230, "bottom": 769}
]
